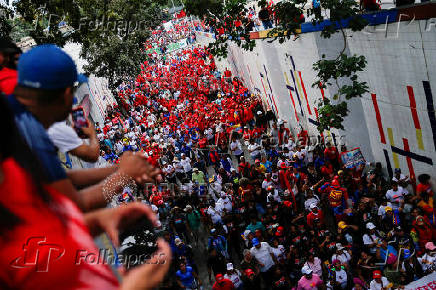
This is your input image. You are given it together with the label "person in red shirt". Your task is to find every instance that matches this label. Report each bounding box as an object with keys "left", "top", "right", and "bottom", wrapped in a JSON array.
[
  {"left": 416, "top": 174, "right": 435, "bottom": 222},
  {"left": 0, "top": 98, "right": 171, "bottom": 289},
  {"left": 0, "top": 38, "right": 19, "bottom": 95},
  {"left": 319, "top": 178, "right": 349, "bottom": 222},
  {"left": 307, "top": 203, "right": 325, "bottom": 228},
  {"left": 324, "top": 143, "right": 340, "bottom": 169},
  {"left": 212, "top": 274, "right": 235, "bottom": 290}
]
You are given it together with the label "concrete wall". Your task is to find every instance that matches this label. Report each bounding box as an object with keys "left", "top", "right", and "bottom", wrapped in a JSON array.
[{"left": 197, "top": 17, "right": 436, "bottom": 181}]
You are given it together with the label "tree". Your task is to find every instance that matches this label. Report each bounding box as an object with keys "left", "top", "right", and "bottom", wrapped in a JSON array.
[
  {"left": 184, "top": 0, "right": 370, "bottom": 133},
  {"left": 7, "top": 0, "right": 167, "bottom": 91}
]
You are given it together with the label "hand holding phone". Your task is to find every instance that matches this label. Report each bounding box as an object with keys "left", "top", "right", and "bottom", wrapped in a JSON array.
[{"left": 71, "top": 107, "right": 89, "bottom": 138}]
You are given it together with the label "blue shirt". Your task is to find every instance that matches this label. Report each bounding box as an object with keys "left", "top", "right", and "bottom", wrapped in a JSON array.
[
  {"left": 176, "top": 266, "right": 195, "bottom": 287},
  {"left": 7, "top": 95, "right": 67, "bottom": 182}
]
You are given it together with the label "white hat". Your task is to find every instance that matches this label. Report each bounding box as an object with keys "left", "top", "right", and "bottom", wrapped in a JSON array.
[
  {"left": 193, "top": 167, "right": 198, "bottom": 171},
  {"left": 336, "top": 243, "right": 345, "bottom": 250},
  {"left": 257, "top": 111, "right": 262, "bottom": 115},
  {"left": 243, "top": 230, "right": 251, "bottom": 237},
  {"left": 226, "top": 263, "right": 234, "bottom": 271},
  {"left": 366, "top": 222, "right": 376, "bottom": 230},
  {"left": 301, "top": 265, "right": 313, "bottom": 275},
  {"left": 309, "top": 203, "right": 317, "bottom": 210},
  {"left": 220, "top": 191, "right": 227, "bottom": 198}
]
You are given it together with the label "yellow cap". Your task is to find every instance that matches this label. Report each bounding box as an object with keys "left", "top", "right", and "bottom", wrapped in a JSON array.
[
  {"left": 385, "top": 206, "right": 392, "bottom": 212},
  {"left": 338, "top": 221, "right": 347, "bottom": 229}
]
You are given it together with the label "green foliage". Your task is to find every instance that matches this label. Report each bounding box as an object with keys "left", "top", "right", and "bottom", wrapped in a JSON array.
[
  {"left": 0, "top": 4, "right": 13, "bottom": 39},
  {"left": 185, "top": 0, "right": 255, "bottom": 59},
  {"left": 317, "top": 99, "right": 348, "bottom": 132},
  {"left": 10, "top": 0, "right": 166, "bottom": 91}
]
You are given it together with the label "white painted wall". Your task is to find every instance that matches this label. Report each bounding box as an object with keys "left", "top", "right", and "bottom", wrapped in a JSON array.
[{"left": 197, "top": 18, "right": 436, "bottom": 180}]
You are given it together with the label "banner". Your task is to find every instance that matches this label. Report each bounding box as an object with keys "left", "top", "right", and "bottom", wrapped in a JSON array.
[
  {"left": 405, "top": 272, "right": 436, "bottom": 289},
  {"left": 340, "top": 147, "right": 366, "bottom": 168}
]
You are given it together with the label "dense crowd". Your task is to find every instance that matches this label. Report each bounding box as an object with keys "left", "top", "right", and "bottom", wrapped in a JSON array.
[
  {"left": 92, "top": 20, "right": 436, "bottom": 290},
  {"left": 0, "top": 11, "right": 435, "bottom": 290}
]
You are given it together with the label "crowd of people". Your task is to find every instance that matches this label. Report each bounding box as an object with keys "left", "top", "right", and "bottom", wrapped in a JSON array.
[
  {"left": 0, "top": 11, "right": 435, "bottom": 290},
  {"left": 91, "top": 18, "right": 436, "bottom": 290}
]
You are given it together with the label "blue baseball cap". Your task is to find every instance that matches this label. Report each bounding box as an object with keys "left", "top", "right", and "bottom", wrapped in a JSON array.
[
  {"left": 252, "top": 238, "right": 260, "bottom": 246},
  {"left": 17, "top": 44, "right": 78, "bottom": 90}
]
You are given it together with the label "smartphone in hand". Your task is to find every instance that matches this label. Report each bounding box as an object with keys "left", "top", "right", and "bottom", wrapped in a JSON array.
[{"left": 71, "top": 107, "right": 89, "bottom": 138}]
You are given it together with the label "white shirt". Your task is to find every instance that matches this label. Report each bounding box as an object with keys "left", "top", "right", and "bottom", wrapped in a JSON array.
[
  {"left": 369, "top": 277, "right": 390, "bottom": 290},
  {"left": 207, "top": 206, "right": 222, "bottom": 224},
  {"left": 262, "top": 179, "right": 273, "bottom": 190},
  {"left": 216, "top": 196, "right": 232, "bottom": 213},
  {"left": 392, "top": 174, "right": 408, "bottom": 183},
  {"left": 304, "top": 257, "right": 323, "bottom": 277},
  {"left": 250, "top": 242, "right": 275, "bottom": 272},
  {"left": 163, "top": 165, "right": 175, "bottom": 177},
  {"left": 224, "top": 271, "right": 243, "bottom": 288},
  {"left": 304, "top": 196, "right": 320, "bottom": 211},
  {"left": 334, "top": 268, "right": 347, "bottom": 284},
  {"left": 173, "top": 162, "right": 184, "bottom": 173},
  {"left": 267, "top": 190, "right": 281, "bottom": 203},
  {"left": 47, "top": 122, "right": 84, "bottom": 153},
  {"left": 419, "top": 253, "right": 436, "bottom": 272},
  {"left": 248, "top": 143, "right": 261, "bottom": 158},
  {"left": 180, "top": 157, "right": 192, "bottom": 172},
  {"left": 385, "top": 187, "right": 408, "bottom": 210},
  {"left": 332, "top": 252, "right": 351, "bottom": 265},
  {"left": 363, "top": 234, "right": 380, "bottom": 254},
  {"left": 377, "top": 202, "right": 393, "bottom": 218},
  {"left": 230, "top": 140, "right": 243, "bottom": 156}
]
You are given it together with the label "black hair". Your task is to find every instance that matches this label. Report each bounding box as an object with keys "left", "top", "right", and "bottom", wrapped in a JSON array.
[
  {"left": 418, "top": 174, "right": 430, "bottom": 184},
  {"left": 0, "top": 95, "right": 51, "bottom": 233}
]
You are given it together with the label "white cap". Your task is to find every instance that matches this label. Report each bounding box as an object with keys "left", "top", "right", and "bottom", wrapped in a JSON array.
[
  {"left": 366, "top": 222, "right": 376, "bottom": 230},
  {"left": 226, "top": 263, "right": 234, "bottom": 271},
  {"left": 174, "top": 238, "right": 182, "bottom": 246},
  {"left": 310, "top": 203, "right": 317, "bottom": 210},
  {"left": 220, "top": 191, "right": 226, "bottom": 198},
  {"left": 301, "top": 265, "right": 313, "bottom": 275}
]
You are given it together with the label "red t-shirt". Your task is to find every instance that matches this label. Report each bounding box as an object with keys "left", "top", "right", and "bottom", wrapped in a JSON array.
[
  {"left": 0, "top": 67, "right": 17, "bottom": 95},
  {"left": 0, "top": 158, "right": 119, "bottom": 289},
  {"left": 213, "top": 278, "right": 235, "bottom": 290}
]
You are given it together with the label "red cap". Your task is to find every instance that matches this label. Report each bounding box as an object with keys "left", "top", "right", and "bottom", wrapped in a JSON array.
[
  {"left": 244, "top": 269, "right": 255, "bottom": 277},
  {"left": 215, "top": 274, "right": 224, "bottom": 281},
  {"left": 332, "top": 179, "right": 340, "bottom": 187},
  {"left": 373, "top": 270, "right": 382, "bottom": 279}
]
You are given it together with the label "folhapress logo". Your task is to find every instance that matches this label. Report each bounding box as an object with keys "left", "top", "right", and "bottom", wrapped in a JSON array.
[{"left": 10, "top": 237, "right": 65, "bottom": 272}]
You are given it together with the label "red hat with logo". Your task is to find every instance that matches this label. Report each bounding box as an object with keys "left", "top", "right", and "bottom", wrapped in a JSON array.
[{"left": 373, "top": 270, "right": 382, "bottom": 279}]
